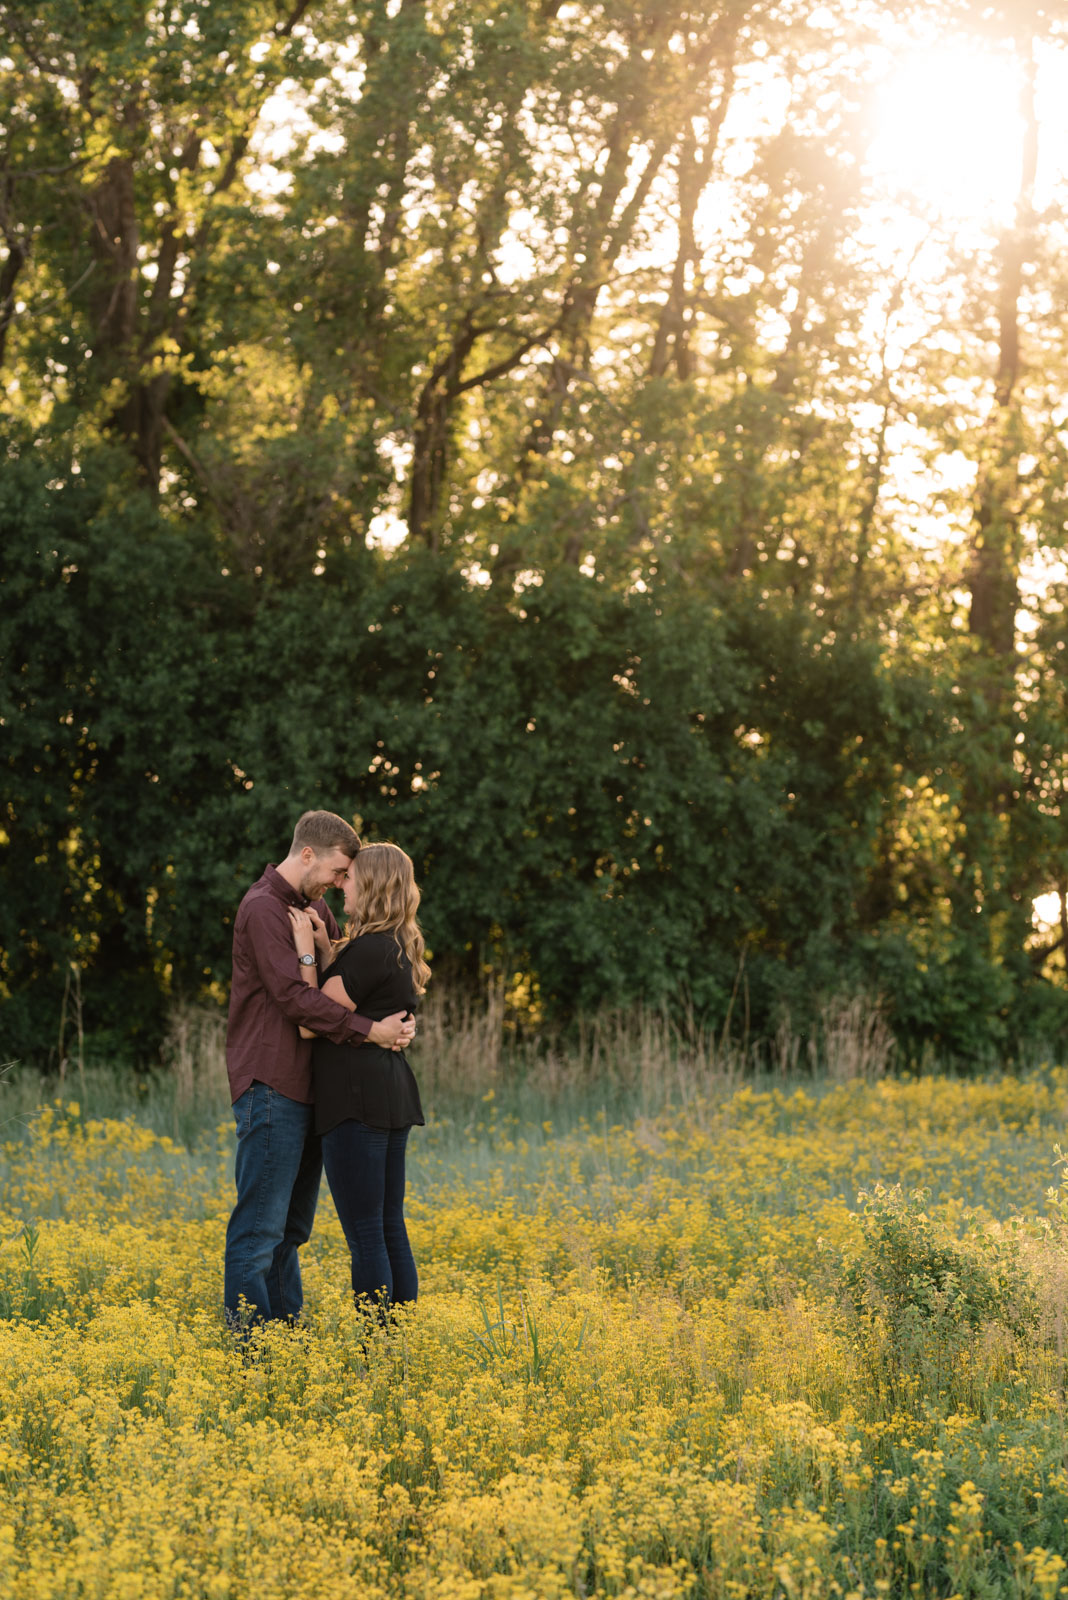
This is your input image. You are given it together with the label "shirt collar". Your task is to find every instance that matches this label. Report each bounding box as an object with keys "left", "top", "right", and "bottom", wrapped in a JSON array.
[{"left": 264, "top": 863, "right": 310, "bottom": 909}]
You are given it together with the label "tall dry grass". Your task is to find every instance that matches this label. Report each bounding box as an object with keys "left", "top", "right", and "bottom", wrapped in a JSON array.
[
  {"left": 151, "top": 984, "right": 897, "bottom": 1122},
  {"left": 418, "top": 983, "right": 895, "bottom": 1099},
  {"left": 0, "top": 987, "right": 899, "bottom": 1142},
  {"left": 151, "top": 979, "right": 901, "bottom": 1107}
]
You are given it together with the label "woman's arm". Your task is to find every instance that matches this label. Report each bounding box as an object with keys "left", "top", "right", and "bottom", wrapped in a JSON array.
[
  {"left": 305, "top": 904, "right": 335, "bottom": 964},
  {"left": 288, "top": 909, "right": 319, "bottom": 1038}
]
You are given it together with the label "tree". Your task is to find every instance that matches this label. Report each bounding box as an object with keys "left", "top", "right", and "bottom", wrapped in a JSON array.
[{"left": 3, "top": 0, "right": 1068, "bottom": 1065}]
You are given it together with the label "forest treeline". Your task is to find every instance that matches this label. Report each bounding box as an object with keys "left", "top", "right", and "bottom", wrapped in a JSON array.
[{"left": 2, "top": 0, "right": 1067, "bottom": 1066}]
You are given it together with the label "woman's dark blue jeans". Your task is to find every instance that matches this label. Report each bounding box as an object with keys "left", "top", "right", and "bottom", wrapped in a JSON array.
[{"left": 321, "top": 1120, "right": 418, "bottom": 1311}]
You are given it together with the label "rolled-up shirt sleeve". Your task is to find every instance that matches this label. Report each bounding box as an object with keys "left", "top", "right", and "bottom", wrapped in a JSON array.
[{"left": 244, "top": 898, "right": 371, "bottom": 1044}]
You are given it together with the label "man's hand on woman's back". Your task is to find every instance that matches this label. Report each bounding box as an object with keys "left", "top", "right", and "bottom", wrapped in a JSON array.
[{"left": 368, "top": 1011, "right": 416, "bottom": 1052}]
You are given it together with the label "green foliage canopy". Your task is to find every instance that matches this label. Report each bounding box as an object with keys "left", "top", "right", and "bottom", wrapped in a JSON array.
[{"left": 2, "top": 0, "right": 1067, "bottom": 1064}]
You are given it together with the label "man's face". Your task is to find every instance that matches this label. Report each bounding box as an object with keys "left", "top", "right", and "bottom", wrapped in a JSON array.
[{"left": 299, "top": 847, "right": 352, "bottom": 901}]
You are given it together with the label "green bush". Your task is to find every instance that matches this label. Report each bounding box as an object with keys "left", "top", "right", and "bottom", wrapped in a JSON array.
[{"left": 837, "top": 1183, "right": 1039, "bottom": 1398}]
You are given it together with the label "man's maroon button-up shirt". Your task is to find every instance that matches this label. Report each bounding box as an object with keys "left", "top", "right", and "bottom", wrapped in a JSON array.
[{"left": 225, "top": 864, "right": 371, "bottom": 1105}]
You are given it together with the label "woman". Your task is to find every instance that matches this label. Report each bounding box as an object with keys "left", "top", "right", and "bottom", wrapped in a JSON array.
[{"left": 288, "top": 842, "right": 428, "bottom": 1315}]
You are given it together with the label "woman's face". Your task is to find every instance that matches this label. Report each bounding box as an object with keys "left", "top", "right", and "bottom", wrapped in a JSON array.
[{"left": 341, "top": 857, "right": 359, "bottom": 917}]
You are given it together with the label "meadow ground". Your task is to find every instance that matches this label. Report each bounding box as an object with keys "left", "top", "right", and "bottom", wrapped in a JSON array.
[{"left": 2, "top": 1047, "right": 1068, "bottom": 1600}]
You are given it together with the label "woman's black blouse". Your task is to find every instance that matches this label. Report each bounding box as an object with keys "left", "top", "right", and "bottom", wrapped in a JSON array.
[{"left": 311, "top": 931, "right": 424, "bottom": 1136}]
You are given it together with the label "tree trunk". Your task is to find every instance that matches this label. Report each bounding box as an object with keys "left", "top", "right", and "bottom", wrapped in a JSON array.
[
  {"left": 0, "top": 172, "right": 28, "bottom": 372},
  {"left": 966, "top": 47, "right": 1038, "bottom": 659},
  {"left": 727, "top": 206, "right": 838, "bottom": 580},
  {"left": 493, "top": 18, "right": 742, "bottom": 584}
]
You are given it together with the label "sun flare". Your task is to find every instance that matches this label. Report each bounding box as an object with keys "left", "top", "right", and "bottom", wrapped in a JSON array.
[
  {"left": 868, "top": 43, "right": 1028, "bottom": 222},
  {"left": 1033, "top": 890, "right": 1065, "bottom": 931}
]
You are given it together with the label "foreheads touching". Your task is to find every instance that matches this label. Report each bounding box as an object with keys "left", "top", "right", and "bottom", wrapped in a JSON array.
[
  {"left": 290, "top": 810, "right": 361, "bottom": 859},
  {"left": 286, "top": 809, "right": 361, "bottom": 900}
]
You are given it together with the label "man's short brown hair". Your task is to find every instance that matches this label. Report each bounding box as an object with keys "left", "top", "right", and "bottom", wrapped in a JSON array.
[{"left": 290, "top": 810, "right": 361, "bottom": 858}]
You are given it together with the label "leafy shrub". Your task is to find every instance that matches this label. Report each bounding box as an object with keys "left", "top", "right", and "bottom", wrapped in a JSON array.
[{"left": 837, "top": 1183, "right": 1039, "bottom": 1392}]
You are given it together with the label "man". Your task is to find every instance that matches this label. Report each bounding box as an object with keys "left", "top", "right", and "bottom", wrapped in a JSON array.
[{"left": 223, "top": 809, "right": 415, "bottom": 1329}]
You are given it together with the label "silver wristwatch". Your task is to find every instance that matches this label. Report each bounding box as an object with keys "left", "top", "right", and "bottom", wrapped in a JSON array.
[{"left": 298, "top": 953, "right": 316, "bottom": 967}]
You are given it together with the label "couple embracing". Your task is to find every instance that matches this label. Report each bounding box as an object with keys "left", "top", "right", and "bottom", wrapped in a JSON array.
[{"left": 223, "top": 810, "right": 428, "bottom": 1332}]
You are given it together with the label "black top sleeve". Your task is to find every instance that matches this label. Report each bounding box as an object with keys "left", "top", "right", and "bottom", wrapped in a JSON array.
[{"left": 323, "top": 932, "right": 416, "bottom": 1021}]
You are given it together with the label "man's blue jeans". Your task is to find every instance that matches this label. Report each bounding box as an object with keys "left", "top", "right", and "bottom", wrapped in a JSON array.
[{"left": 224, "top": 1082, "right": 322, "bottom": 1329}]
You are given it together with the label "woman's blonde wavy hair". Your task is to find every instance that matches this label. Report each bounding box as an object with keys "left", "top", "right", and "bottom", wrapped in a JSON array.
[{"left": 338, "top": 841, "right": 430, "bottom": 995}]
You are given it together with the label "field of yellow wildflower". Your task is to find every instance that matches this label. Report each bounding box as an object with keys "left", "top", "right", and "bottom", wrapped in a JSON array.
[{"left": 3, "top": 1070, "right": 1068, "bottom": 1600}]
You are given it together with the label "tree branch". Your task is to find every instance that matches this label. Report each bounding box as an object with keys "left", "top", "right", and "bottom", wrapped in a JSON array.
[{"left": 274, "top": 0, "right": 315, "bottom": 38}]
